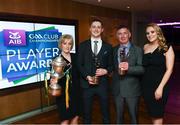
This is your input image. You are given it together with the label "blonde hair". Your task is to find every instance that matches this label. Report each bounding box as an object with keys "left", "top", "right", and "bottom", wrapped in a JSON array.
[
  {"left": 58, "top": 34, "right": 74, "bottom": 50},
  {"left": 147, "top": 23, "right": 168, "bottom": 51}
]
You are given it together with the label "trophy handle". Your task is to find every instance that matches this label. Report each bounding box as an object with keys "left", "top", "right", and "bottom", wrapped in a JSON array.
[
  {"left": 63, "top": 63, "right": 72, "bottom": 75},
  {"left": 44, "top": 70, "right": 50, "bottom": 105}
]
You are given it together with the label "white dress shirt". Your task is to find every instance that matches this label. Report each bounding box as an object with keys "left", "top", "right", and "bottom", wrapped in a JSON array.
[{"left": 91, "top": 37, "right": 102, "bottom": 55}]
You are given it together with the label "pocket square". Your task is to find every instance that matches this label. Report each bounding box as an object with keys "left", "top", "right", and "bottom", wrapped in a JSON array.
[{"left": 103, "top": 51, "right": 108, "bottom": 55}]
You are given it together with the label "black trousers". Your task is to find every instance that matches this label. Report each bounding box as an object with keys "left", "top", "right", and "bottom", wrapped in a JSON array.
[{"left": 82, "top": 85, "right": 110, "bottom": 124}]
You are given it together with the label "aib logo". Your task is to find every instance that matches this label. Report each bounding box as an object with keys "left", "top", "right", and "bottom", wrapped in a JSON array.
[{"left": 3, "top": 29, "right": 26, "bottom": 46}]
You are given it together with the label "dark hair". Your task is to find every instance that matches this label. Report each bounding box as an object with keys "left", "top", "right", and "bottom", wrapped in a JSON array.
[
  {"left": 116, "top": 25, "right": 131, "bottom": 32},
  {"left": 90, "top": 18, "right": 103, "bottom": 27}
]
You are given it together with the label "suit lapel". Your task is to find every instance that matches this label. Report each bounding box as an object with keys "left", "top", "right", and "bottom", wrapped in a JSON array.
[
  {"left": 86, "top": 40, "right": 94, "bottom": 67},
  {"left": 127, "top": 44, "right": 135, "bottom": 62},
  {"left": 86, "top": 39, "right": 93, "bottom": 55},
  {"left": 114, "top": 46, "right": 119, "bottom": 69},
  {"left": 97, "top": 42, "right": 105, "bottom": 56}
]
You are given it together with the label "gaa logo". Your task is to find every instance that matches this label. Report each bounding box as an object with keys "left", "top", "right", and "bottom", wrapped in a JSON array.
[{"left": 3, "top": 29, "right": 26, "bottom": 46}]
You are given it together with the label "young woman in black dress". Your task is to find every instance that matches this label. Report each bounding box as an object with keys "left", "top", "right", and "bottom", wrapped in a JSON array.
[
  {"left": 50, "top": 34, "right": 81, "bottom": 124},
  {"left": 142, "top": 23, "right": 175, "bottom": 124}
]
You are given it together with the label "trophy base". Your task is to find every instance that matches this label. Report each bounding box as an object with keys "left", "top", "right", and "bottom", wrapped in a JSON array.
[
  {"left": 92, "top": 76, "right": 99, "bottom": 85},
  {"left": 48, "top": 84, "right": 62, "bottom": 97},
  {"left": 118, "top": 69, "right": 127, "bottom": 75},
  {"left": 49, "top": 88, "right": 62, "bottom": 97}
]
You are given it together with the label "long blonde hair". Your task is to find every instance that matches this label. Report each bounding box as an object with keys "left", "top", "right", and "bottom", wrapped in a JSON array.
[{"left": 147, "top": 23, "right": 168, "bottom": 51}]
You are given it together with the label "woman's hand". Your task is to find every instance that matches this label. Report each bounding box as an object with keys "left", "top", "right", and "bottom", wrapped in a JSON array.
[{"left": 154, "top": 86, "right": 163, "bottom": 100}]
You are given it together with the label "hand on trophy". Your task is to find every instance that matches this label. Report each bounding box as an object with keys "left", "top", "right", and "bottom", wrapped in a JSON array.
[
  {"left": 86, "top": 76, "right": 96, "bottom": 85},
  {"left": 48, "top": 55, "right": 67, "bottom": 97},
  {"left": 118, "top": 46, "right": 129, "bottom": 75},
  {"left": 91, "top": 56, "right": 101, "bottom": 85},
  {"left": 95, "top": 68, "right": 108, "bottom": 76},
  {"left": 50, "top": 76, "right": 58, "bottom": 84},
  {"left": 118, "top": 62, "right": 129, "bottom": 75},
  {"left": 119, "top": 62, "right": 129, "bottom": 70}
]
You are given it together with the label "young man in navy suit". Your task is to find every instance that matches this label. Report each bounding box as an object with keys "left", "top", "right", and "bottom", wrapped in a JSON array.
[{"left": 77, "top": 19, "right": 113, "bottom": 124}]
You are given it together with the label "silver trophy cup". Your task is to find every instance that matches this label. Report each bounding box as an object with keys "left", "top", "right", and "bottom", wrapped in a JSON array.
[{"left": 49, "top": 55, "right": 67, "bottom": 96}]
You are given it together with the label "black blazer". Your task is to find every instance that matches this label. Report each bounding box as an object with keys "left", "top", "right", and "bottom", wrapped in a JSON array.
[
  {"left": 77, "top": 39, "right": 113, "bottom": 89},
  {"left": 57, "top": 53, "right": 80, "bottom": 93}
]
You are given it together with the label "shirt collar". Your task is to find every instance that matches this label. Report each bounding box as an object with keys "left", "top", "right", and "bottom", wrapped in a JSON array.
[
  {"left": 91, "top": 37, "right": 102, "bottom": 43},
  {"left": 119, "top": 41, "right": 131, "bottom": 48}
]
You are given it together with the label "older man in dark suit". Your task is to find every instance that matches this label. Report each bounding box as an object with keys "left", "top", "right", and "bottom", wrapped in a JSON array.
[
  {"left": 112, "top": 25, "right": 144, "bottom": 124},
  {"left": 77, "top": 19, "right": 112, "bottom": 124}
]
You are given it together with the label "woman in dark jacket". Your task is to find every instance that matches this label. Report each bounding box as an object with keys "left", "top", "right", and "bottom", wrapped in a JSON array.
[{"left": 50, "top": 34, "right": 81, "bottom": 124}]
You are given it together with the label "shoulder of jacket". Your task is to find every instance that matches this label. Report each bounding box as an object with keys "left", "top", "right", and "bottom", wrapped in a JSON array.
[
  {"left": 70, "top": 53, "right": 76, "bottom": 56},
  {"left": 80, "top": 39, "right": 90, "bottom": 44},
  {"left": 130, "top": 44, "right": 143, "bottom": 54},
  {"left": 112, "top": 45, "right": 119, "bottom": 54},
  {"left": 131, "top": 43, "right": 142, "bottom": 49},
  {"left": 102, "top": 42, "right": 112, "bottom": 50},
  {"left": 79, "top": 40, "right": 90, "bottom": 47}
]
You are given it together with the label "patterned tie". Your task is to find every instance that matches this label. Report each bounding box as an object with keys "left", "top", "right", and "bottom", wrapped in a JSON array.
[
  {"left": 119, "top": 46, "right": 126, "bottom": 62},
  {"left": 94, "top": 41, "right": 98, "bottom": 55},
  {"left": 123, "top": 46, "right": 126, "bottom": 55}
]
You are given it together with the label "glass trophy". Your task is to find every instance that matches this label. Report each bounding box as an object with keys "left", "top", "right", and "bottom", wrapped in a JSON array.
[
  {"left": 118, "top": 47, "right": 128, "bottom": 75},
  {"left": 92, "top": 56, "right": 100, "bottom": 84}
]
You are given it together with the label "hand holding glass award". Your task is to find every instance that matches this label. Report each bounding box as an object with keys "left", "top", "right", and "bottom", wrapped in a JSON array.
[
  {"left": 119, "top": 47, "right": 129, "bottom": 75},
  {"left": 92, "top": 56, "right": 100, "bottom": 85},
  {"left": 48, "top": 55, "right": 67, "bottom": 96}
]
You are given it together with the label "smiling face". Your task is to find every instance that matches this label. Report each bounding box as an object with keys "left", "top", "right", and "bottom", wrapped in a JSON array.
[
  {"left": 60, "top": 39, "right": 73, "bottom": 54},
  {"left": 146, "top": 26, "right": 158, "bottom": 43},
  {"left": 116, "top": 28, "right": 131, "bottom": 44},
  {"left": 89, "top": 21, "right": 104, "bottom": 38}
]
